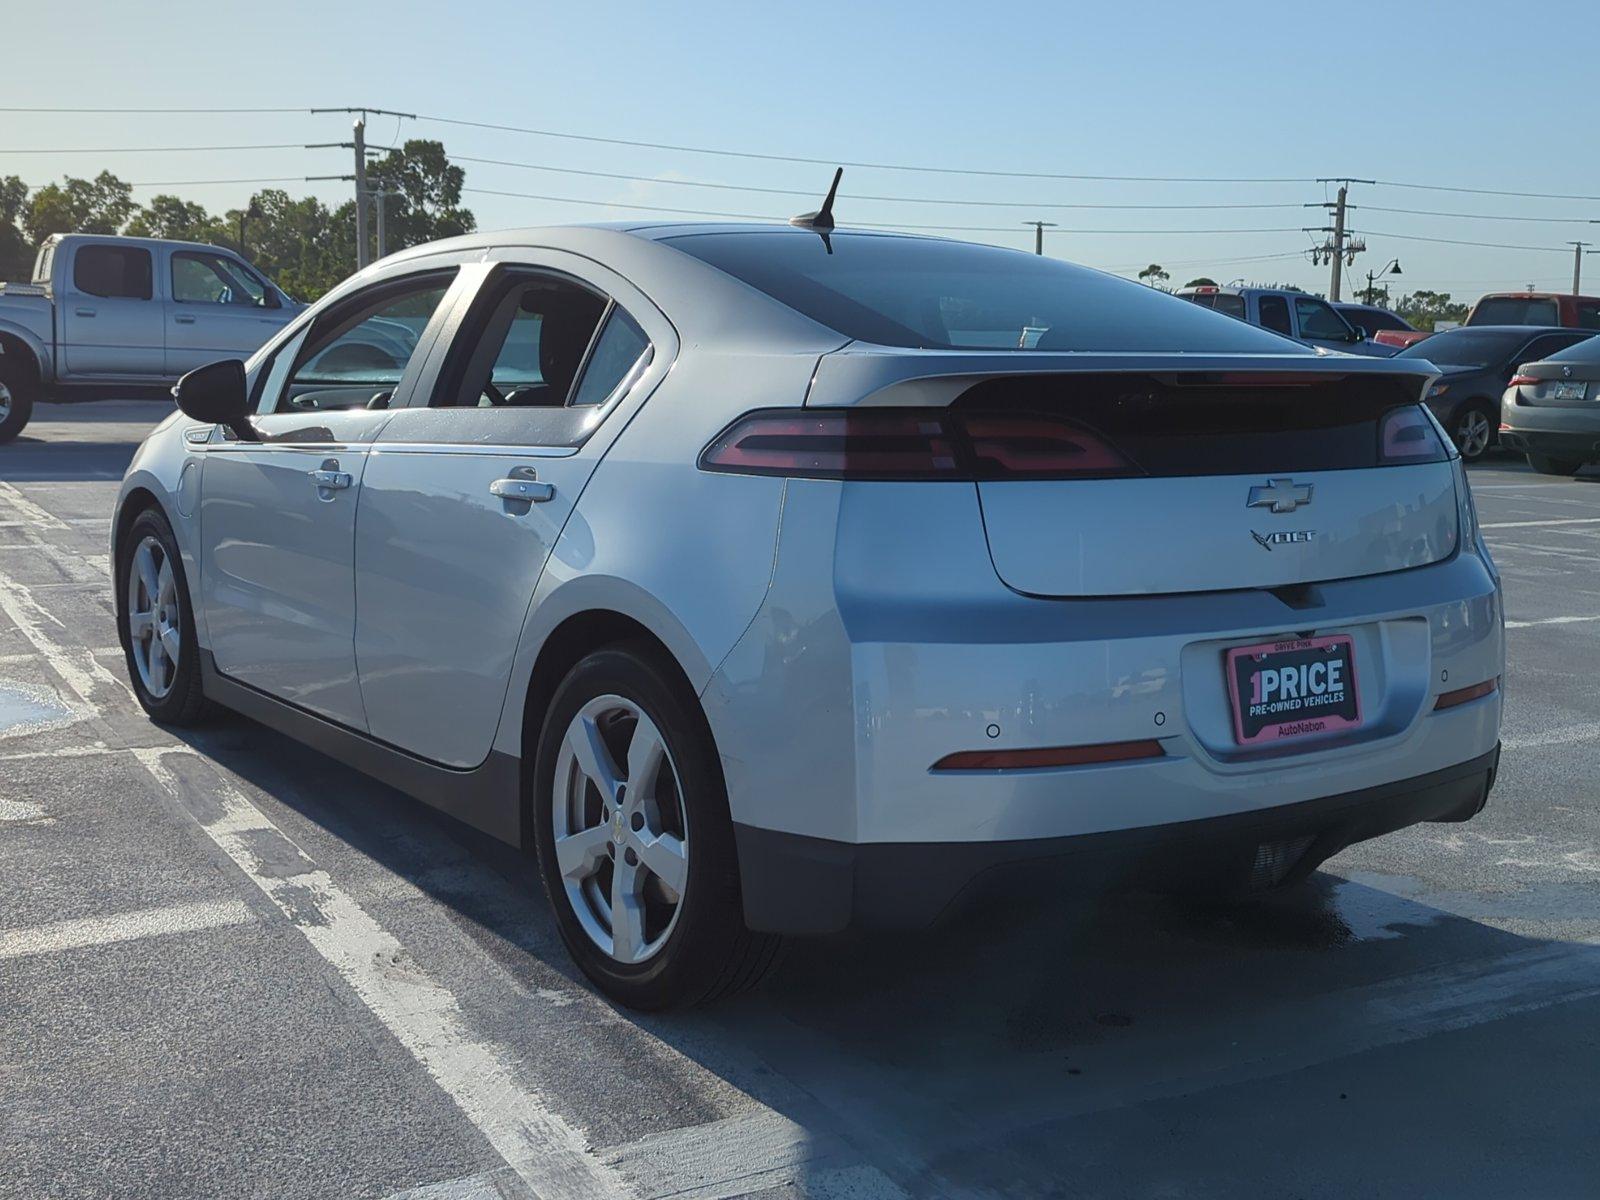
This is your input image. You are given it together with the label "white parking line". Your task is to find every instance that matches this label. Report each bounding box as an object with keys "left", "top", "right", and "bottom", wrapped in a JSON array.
[
  {"left": 1505, "top": 614, "right": 1600, "bottom": 629},
  {"left": 0, "top": 796, "right": 52, "bottom": 824},
  {"left": 1502, "top": 724, "right": 1600, "bottom": 751},
  {"left": 1482, "top": 516, "right": 1600, "bottom": 530},
  {"left": 0, "top": 898, "right": 253, "bottom": 959}
]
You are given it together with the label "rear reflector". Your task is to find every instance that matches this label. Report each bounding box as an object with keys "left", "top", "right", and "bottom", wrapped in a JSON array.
[
  {"left": 1434, "top": 677, "right": 1499, "bottom": 711},
  {"left": 931, "top": 739, "right": 1165, "bottom": 772}
]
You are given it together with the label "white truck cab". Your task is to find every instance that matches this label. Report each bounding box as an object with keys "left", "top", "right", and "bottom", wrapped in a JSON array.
[{"left": 0, "top": 233, "right": 299, "bottom": 441}]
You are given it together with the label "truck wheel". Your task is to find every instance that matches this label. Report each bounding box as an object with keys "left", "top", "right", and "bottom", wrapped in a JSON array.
[
  {"left": 0, "top": 357, "right": 36, "bottom": 444},
  {"left": 1527, "top": 452, "right": 1583, "bottom": 477}
]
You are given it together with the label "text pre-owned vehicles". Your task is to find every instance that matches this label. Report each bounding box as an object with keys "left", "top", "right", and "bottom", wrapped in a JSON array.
[
  {"left": 1396, "top": 325, "right": 1595, "bottom": 461},
  {"left": 113, "top": 224, "right": 1504, "bottom": 1009},
  {"left": 0, "top": 233, "right": 298, "bottom": 442},
  {"left": 1465, "top": 291, "right": 1600, "bottom": 330},
  {"left": 1498, "top": 334, "right": 1600, "bottom": 474},
  {"left": 1174, "top": 285, "right": 1397, "bottom": 356}
]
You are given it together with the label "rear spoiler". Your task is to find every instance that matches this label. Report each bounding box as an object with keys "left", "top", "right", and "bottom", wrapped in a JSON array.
[{"left": 804, "top": 346, "right": 1441, "bottom": 408}]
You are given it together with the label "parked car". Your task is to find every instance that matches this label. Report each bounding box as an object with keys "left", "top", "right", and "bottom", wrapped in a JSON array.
[
  {"left": 1334, "top": 302, "right": 1428, "bottom": 350},
  {"left": 1174, "top": 285, "right": 1396, "bottom": 355},
  {"left": 114, "top": 224, "right": 1504, "bottom": 1009},
  {"left": 0, "top": 233, "right": 299, "bottom": 442},
  {"left": 1497, "top": 334, "right": 1600, "bottom": 474},
  {"left": 1465, "top": 291, "right": 1600, "bottom": 329},
  {"left": 1396, "top": 325, "right": 1595, "bottom": 461}
]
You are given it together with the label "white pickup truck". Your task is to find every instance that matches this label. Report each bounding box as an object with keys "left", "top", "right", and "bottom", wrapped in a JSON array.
[{"left": 0, "top": 233, "right": 300, "bottom": 442}]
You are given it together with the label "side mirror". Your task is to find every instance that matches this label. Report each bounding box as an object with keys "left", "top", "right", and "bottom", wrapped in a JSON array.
[
  {"left": 1351, "top": 325, "right": 1368, "bottom": 341},
  {"left": 173, "top": 359, "right": 258, "bottom": 441}
]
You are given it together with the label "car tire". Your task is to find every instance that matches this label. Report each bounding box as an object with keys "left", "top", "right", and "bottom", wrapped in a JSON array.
[
  {"left": 1450, "top": 401, "right": 1496, "bottom": 462},
  {"left": 116, "top": 507, "right": 212, "bottom": 725},
  {"left": 533, "top": 641, "right": 783, "bottom": 1010},
  {"left": 0, "top": 355, "right": 36, "bottom": 444},
  {"left": 1527, "top": 452, "right": 1583, "bottom": 477}
]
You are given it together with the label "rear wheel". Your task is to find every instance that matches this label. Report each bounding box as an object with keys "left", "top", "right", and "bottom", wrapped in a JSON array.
[
  {"left": 1527, "top": 452, "right": 1583, "bottom": 476},
  {"left": 1450, "top": 401, "right": 1495, "bottom": 462},
  {"left": 0, "top": 355, "right": 36, "bottom": 444},
  {"left": 533, "top": 643, "right": 782, "bottom": 1009}
]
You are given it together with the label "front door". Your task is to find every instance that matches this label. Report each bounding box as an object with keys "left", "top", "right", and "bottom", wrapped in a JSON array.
[
  {"left": 197, "top": 269, "right": 459, "bottom": 728},
  {"left": 60, "top": 242, "right": 164, "bottom": 378},
  {"left": 165, "top": 249, "right": 292, "bottom": 375},
  {"left": 353, "top": 266, "right": 662, "bottom": 767}
]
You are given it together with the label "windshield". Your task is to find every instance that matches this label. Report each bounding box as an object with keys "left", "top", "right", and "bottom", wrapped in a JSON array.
[
  {"left": 1396, "top": 328, "right": 1524, "bottom": 369},
  {"left": 665, "top": 230, "right": 1300, "bottom": 353}
]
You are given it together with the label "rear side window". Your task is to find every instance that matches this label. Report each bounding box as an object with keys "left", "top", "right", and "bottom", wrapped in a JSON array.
[
  {"left": 1576, "top": 301, "right": 1600, "bottom": 330},
  {"left": 74, "top": 245, "right": 152, "bottom": 300},
  {"left": 1258, "top": 295, "right": 1293, "bottom": 336},
  {"left": 571, "top": 309, "right": 651, "bottom": 406},
  {"left": 1470, "top": 297, "right": 1559, "bottom": 325},
  {"left": 666, "top": 231, "right": 1300, "bottom": 354}
]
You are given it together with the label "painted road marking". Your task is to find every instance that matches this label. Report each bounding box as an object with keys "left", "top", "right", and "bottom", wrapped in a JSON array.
[
  {"left": 0, "top": 898, "right": 253, "bottom": 959},
  {"left": 1482, "top": 516, "right": 1600, "bottom": 530},
  {"left": 1505, "top": 614, "right": 1600, "bottom": 629}
]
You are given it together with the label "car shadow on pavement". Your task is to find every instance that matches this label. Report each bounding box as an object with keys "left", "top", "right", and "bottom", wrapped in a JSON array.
[{"left": 161, "top": 710, "right": 1600, "bottom": 1197}]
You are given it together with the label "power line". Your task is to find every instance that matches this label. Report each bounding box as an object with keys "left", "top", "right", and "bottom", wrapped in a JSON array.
[
  {"left": 1372, "top": 178, "right": 1600, "bottom": 203},
  {"left": 425, "top": 114, "right": 1313, "bottom": 184},
  {"left": 128, "top": 177, "right": 307, "bottom": 187},
  {"left": 0, "top": 106, "right": 306, "bottom": 114},
  {"left": 0, "top": 143, "right": 307, "bottom": 153},
  {"left": 1354, "top": 228, "right": 1575, "bottom": 253},
  {"left": 460, "top": 185, "right": 1304, "bottom": 233},
  {"left": 1363, "top": 204, "right": 1599, "bottom": 224}
]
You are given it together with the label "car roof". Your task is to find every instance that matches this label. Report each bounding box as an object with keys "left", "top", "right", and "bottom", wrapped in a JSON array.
[
  {"left": 45, "top": 231, "right": 240, "bottom": 257},
  {"left": 1475, "top": 291, "right": 1600, "bottom": 302}
]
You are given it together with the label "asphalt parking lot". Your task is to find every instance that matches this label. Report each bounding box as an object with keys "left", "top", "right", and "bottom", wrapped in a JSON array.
[{"left": 2, "top": 400, "right": 1598, "bottom": 1200}]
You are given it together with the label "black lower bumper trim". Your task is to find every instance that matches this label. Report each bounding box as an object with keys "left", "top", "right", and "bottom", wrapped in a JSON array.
[
  {"left": 734, "top": 747, "right": 1500, "bottom": 934},
  {"left": 1498, "top": 430, "right": 1600, "bottom": 459}
]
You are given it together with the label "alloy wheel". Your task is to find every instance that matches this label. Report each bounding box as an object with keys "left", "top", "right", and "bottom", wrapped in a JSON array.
[
  {"left": 126, "top": 535, "right": 182, "bottom": 699},
  {"left": 0, "top": 380, "right": 11, "bottom": 424},
  {"left": 551, "top": 694, "right": 690, "bottom": 965},
  {"left": 1455, "top": 409, "right": 1491, "bottom": 459}
]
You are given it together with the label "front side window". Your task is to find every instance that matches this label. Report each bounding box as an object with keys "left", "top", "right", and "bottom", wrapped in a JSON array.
[
  {"left": 172, "top": 251, "right": 269, "bottom": 306},
  {"left": 1294, "top": 296, "right": 1352, "bottom": 341},
  {"left": 257, "top": 274, "right": 453, "bottom": 414},
  {"left": 1258, "top": 295, "right": 1293, "bottom": 336},
  {"left": 74, "top": 245, "right": 152, "bottom": 300}
]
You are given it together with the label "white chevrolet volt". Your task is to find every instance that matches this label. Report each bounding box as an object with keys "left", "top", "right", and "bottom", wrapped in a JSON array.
[{"left": 113, "top": 222, "right": 1504, "bottom": 1008}]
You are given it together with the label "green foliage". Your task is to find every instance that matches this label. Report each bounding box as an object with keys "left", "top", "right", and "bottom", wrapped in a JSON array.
[
  {"left": 1137, "top": 263, "right": 1170, "bottom": 289},
  {"left": 1183, "top": 277, "right": 1218, "bottom": 289},
  {"left": 23, "top": 172, "right": 135, "bottom": 244},
  {"left": 1393, "top": 289, "right": 1468, "bottom": 332},
  {"left": 0, "top": 142, "right": 474, "bottom": 298}
]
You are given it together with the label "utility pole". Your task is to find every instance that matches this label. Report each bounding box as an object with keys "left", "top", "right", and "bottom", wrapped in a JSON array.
[
  {"left": 1023, "top": 220, "right": 1058, "bottom": 255},
  {"left": 1569, "top": 241, "right": 1590, "bottom": 295},
  {"left": 369, "top": 187, "right": 403, "bottom": 260},
  {"left": 1305, "top": 178, "right": 1374, "bottom": 301},
  {"left": 308, "top": 107, "right": 416, "bottom": 273}
]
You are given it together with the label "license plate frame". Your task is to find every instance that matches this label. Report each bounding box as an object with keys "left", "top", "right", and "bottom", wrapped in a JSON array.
[
  {"left": 1552, "top": 381, "right": 1587, "bottom": 400},
  {"left": 1224, "top": 634, "right": 1361, "bottom": 746}
]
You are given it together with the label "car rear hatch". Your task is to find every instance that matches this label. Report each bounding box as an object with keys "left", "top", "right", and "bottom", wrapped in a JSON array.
[{"left": 805, "top": 351, "right": 1456, "bottom": 597}]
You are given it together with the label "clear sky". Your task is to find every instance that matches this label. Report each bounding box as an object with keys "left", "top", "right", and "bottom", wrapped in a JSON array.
[{"left": 5, "top": 0, "right": 1598, "bottom": 299}]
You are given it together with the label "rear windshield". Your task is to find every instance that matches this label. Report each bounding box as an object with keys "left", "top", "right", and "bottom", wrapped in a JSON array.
[
  {"left": 664, "top": 231, "right": 1301, "bottom": 353},
  {"left": 1469, "top": 297, "right": 1559, "bottom": 326},
  {"left": 1395, "top": 329, "right": 1525, "bottom": 370}
]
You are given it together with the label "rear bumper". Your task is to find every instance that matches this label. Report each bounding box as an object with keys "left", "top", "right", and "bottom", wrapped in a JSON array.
[
  {"left": 1500, "top": 403, "right": 1600, "bottom": 460},
  {"left": 736, "top": 746, "right": 1499, "bottom": 933},
  {"left": 1497, "top": 428, "right": 1600, "bottom": 460}
]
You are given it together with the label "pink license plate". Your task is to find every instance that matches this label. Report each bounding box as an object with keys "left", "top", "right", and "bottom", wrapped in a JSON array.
[{"left": 1225, "top": 634, "right": 1362, "bottom": 745}]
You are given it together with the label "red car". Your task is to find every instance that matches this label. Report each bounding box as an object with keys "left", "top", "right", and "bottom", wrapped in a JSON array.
[{"left": 1466, "top": 292, "right": 1600, "bottom": 329}]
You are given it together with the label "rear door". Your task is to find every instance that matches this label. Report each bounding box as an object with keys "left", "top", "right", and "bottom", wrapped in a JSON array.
[
  {"left": 352, "top": 254, "right": 670, "bottom": 767},
  {"left": 197, "top": 268, "right": 460, "bottom": 728},
  {"left": 60, "top": 242, "right": 163, "bottom": 378},
  {"left": 165, "top": 248, "right": 292, "bottom": 374}
]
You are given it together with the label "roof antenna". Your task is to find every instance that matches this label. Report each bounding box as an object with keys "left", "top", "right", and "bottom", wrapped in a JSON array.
[{"left": 789, "top": 167, "right": 842, "bottom": 252}]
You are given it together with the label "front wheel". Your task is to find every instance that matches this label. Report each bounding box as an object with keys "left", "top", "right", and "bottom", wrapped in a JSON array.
[
  {"left": 533, "top": 642, "right": 782, "bottom": 1009},
  {"left": 1527, "top": 452, "right": 1583, "bottom": 476},
  {"left": 0, "top": 357, "right": 36, "bottom": 444},
  {"left": 1450, "top": 401, "right": 1496, "bottom": 462},
  {"left": 116, "top": 508, "right": 211, "bottom": 725}
]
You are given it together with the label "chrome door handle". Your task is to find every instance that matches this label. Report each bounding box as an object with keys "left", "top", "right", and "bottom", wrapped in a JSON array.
[
  {"left": 309, "top": 462, "right": 353, "bottom": 500},
  {"left": 174, "top": 314, "right": 197, "bottom": 325},
  {"left": 490, "top": 477, "right": 555, "bottom": 503}
]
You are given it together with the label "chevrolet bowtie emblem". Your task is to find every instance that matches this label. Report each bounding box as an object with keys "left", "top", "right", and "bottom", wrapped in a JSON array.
[{"left": 1247, "top": 478, "right": 1313, "bottom": 514}]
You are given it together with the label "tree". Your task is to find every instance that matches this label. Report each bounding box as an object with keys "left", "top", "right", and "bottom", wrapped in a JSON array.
[
  {"left": 124, "top": 194, "right": 226, "bottom": 243},
  {"left": 1393, "top": 290, "right": 1469, "bottom": 332},
  {"left": 23, "top": 171, "right": 135, "bottom": 245},
  {"left": 0, "top": 176, "right": 30, "bottom": 281},
  {"left": 1183, "top": 276, "right": 1218, "bottom": 289},
  {"left": 219, "top": 188, "right": 350, "bottom": 302},
  {"left": 1137, "top": 263, "right": 1170, "bottom": 289},
  {"left": 362, "top": 139, "right": 475, "bottom": 261}
]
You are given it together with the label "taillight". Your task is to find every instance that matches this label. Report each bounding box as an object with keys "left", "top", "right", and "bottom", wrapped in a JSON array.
[
  {"left": 1379, "top": 406, "right": 1450, "bottom": 464},
  {"left": 699, "top": 408, "right": 1137, "bottom": 481},
  {"left": 1508, "top": 374, "right": 1538, "bottom": 387}
]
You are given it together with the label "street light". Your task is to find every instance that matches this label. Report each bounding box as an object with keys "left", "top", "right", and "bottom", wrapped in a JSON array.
[{"left": 1363, "top": 258, "right": 1401, "bottom": 305}]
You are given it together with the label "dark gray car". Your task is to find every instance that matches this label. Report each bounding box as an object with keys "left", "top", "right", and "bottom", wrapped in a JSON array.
[
  {"left": 1395, "top": 325, "right": 1595, "bottom": 461},
  {"left": 1498, "top": 333, "right": 1600, "bottom": 474}
]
